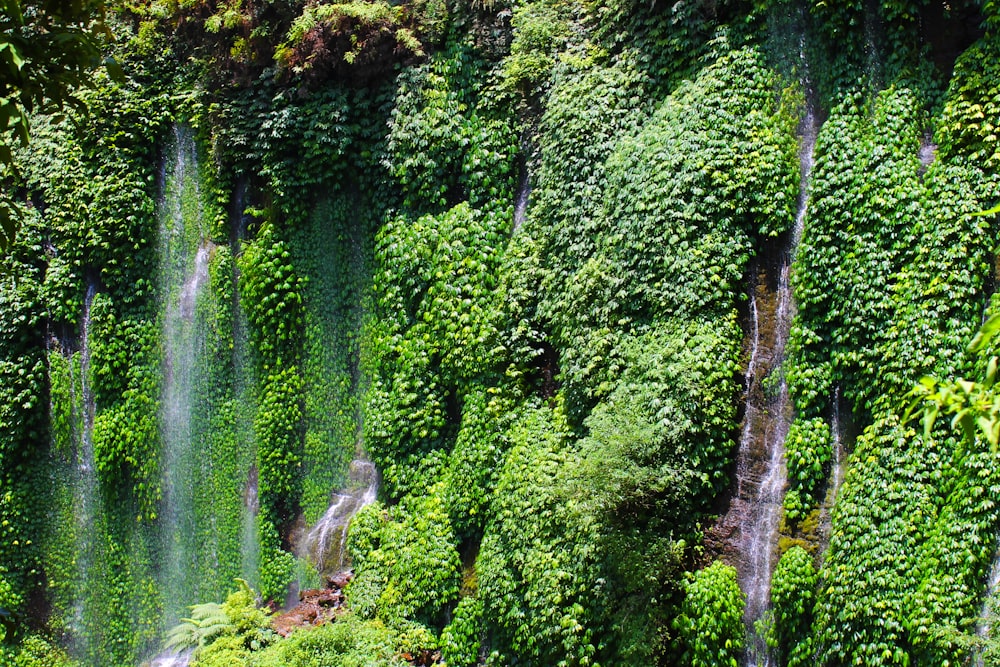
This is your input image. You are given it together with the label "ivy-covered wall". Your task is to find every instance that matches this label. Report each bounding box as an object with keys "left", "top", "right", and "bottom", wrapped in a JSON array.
[{"left": 1, "top": 1, "right": 1000, "bottom": 666}]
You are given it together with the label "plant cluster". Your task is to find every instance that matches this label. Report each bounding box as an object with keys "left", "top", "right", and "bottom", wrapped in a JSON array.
[{"left": 672, "top": 561, "right": 745, "bottom": 667}]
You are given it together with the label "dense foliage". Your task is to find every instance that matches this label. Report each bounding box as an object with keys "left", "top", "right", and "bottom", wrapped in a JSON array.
[{"left": 1, "top": 0, "right": 1000, "bottom": 666}]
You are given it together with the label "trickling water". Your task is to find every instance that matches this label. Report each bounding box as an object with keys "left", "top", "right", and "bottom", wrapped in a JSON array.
[
  {"left": 67, "top": 282, "right": 99, "bottom": 658},
  {"left": 80, "top": 282, "right": 98, "bottom": 474},
  {"left": 301, "top": 458, "right": 379, "bottom": 576},
  {"left": 817, "top": 387, "right": 849, "bottom": 557},
  {"left": 918, "top": 131, "right": 937, "bottom": 178},
  {"left": 146, "top": 648, "right": 192, "bottom": 667},
  {"left": 975, "top": 545, "right": 1000, "bottom": 666},
  {"left": 159, "top": 125, "right": 212, "bottom": 624},
  {"left": 241, "top": 463, "right": 260, "bottom": 587},
  {"left": 230, "top": 181, "right": 261, "bottom": 588},
  {"left": 739, "top": 109, "right": 819, "bottom": 667},
  {"left": 513, "top": 169, "right": 531, "bottom": 233}
]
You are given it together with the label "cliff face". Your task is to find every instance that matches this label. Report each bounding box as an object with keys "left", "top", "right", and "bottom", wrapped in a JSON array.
[{"left": 1, "top": 2, "right": 999, "bottom": 666}]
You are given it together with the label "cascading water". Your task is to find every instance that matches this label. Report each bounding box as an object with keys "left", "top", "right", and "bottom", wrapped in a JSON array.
[
  {"left": 727, "top": 107, "right": 818, "bottom": 667},
  {"left": 975, "top": 546, "right": 1000, "bottom": 666},
  {"left": 148, "top": 648, "right": 194, "bottom": 667},
  {"left": 230, "top": 181, "right": 260, "bottom": 588},
  {"left": 918, "top": 131, "right": 937, "bottom": 178},
  {"left": 817, "top": 387, "right": 849, "bottom": 554},
  {"left": 300, "top": 457, "right": 379, "bottom": 577},
  {"left": 159, "top": 125, "right": 213, "bottom": 627},
  {"left": 66, "top": 281, "right": 99, "bottom": 658},
  {"left": 513, "top": 169, "right": 531, "bottom": 233}
]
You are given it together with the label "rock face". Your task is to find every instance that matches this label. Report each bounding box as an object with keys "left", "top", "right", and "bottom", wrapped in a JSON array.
[{"left": 270, "top": 572, "right": 351, "bottom": 637}]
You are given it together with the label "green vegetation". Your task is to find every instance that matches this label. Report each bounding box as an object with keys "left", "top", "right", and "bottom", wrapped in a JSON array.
[
  {"left": 673, "top": 562, "right": 745, "bottom": 667},
  {"left": 1, "top": 0, "right": 1000, "bottom": 666}
]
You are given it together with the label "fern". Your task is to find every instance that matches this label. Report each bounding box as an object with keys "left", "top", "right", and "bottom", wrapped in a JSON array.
[{"left": 165, "top": 602, "right": 230, "bottom": 652}]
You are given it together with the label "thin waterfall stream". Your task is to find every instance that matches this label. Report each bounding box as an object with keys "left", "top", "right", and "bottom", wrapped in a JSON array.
[
  {"left": 738, "top": 107, "right": 819, "bottom": 667},
  {"left": 67, "top": 281, "right": 99, "bottom": 659},
  {"left": 158, "top": 125, "right": 213, "bottom": 631},
  {"left": 816, "top": 387, "right": 849, "bottom": 556},
  {"left": 975, "top": 544, "right": 1000, "bottom": 666},
  {"left": 300, "top": 457, "right": 379, "bottom": 577}
]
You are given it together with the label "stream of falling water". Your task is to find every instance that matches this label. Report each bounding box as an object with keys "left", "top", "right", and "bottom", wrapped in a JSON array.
[
  {"left": 975, "top": 545, "right": 1000, "bottom": 666},
  {"left": 300, "top": 457, "right": 379, "bottom": 577},
  {"left": 741, "top": 109, "right": 819, "bottom": 667},
  {"left": 513, "top": 168, "right": 531, "bottom": 233},
  {"left": 159, "top": 125, "right": 212, "bottom": 628},
  {"left": 817, "top": 387, "right": 849, "bottom": 556},
  {"left": 68, "top": 281, "right": 98, "bottom": 659}
]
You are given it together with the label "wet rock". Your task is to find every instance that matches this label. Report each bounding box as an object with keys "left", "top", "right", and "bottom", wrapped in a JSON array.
[
  {"left": 271, "top": 573, "right": 352, "bottom": 637},
  {"left": 402, "top": 649, "right": 443, "bottom": 666}
]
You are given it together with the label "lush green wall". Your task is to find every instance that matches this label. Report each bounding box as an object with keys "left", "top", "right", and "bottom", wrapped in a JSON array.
[{"left": 1, "top": 1, "right": 999, "bottom": 666}]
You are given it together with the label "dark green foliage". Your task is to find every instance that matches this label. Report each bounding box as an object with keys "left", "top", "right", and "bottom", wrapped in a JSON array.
[
  {"left": 441, "top": 386, "right": 513, "bottom": 542},
  {"left": 1, "top": 634, "right": 78, "bottom": 667},
  {"left": 793, "top": 78, "right": 1000, "bottom": 665},
  {"left": 255, "top": 368, "right": 305, "bottom": 525},
  {"left": 368, "top": 200, "right": 510, "bottom": 499},
  {"left": 440, "top": 596, "right": 483, "bottom": 667},
  {"left": 0, "top": 0, "right": 113, "bottom": 250},
  {"left": 578, "top": 319, "right": 740, "bottom": 531},
  {"left": 385, "top": 45, "right": 518, "bottom": 214},
  {"left": 89, "top": 298, "right": 161, "bottom": 518},
  {"left": 938, "top": 36, "right": 1000, "bottom": 172},
  {"left": 500, "top": 0, "right": 580, "bottom": 94},
  {"left": 6, "top": 2, "right": 1000, "bottom": 666},
  {"left": 477, "top": 408, "right": 602, "bottom": 666},
  {"left": 238, "top": 225, "right": 306, "bottom": 375},
  {"left": 673, "top": 561, "right": 745, "bottom": 667},
  {"left": 537, "top": 45, "right": 798, "bottom": 423}
]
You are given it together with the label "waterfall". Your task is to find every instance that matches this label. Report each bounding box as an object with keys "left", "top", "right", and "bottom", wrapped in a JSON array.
[
  {"left": 918, "top": 131, "right": 937, "bottom": 178},
  {"left": 300, "top": 458, "right": 379, "bottom": 577},
  {"left": 158, "top": 125, "right": 213, "bottom": 624},
  {"left": 975, "top": 545, "right": 1000, "bottom": 666},
  {"left": 513, "top": 168, "right": 531, "bottom": 233},
  {"left": 146, "top": 649, "right": 193, "bottom": 667},
  {"left": 737, "top": 108, "right": 818, "bottom": 667},
  {"left": 231, "top": 180, "right": 260, "bottom": 588},
  {"left": 817, "top": 387, "right": 849, "bottom": 556},
  {"left": 66, "top": 281, "right": 99, "bottom": 659}
]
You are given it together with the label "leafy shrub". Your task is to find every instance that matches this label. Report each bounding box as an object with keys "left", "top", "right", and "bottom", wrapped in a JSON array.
[
  {"left": 255, "top": 368, "right": 305, "bottom": 526},
  {"left": 6, "top": 635, "right": 78, "bottom": 667},
  {"left": 346, "top": 485, "right": 461, "bottom": 626},
  {"left": 938, "top": 37, "right": 1000, "bottom": 172},
  {"left": 578, "top": 318, "right": 740, "bottom": 531},
  {"left": 442, "top": 386, "right": 515, "bottom": 542},
  {"left": 440, "top": 596, "right": 483, "bottom": 667},
  {"left": 782, "top": 417, "right": 832, "bottom": 522},
  {"left": 768, "top": 546, "right": 817, "bottom": 667},
  {"left": 478, "top": 407, "right": 602, "bottom": 666},
  {"left": 168, "top": 580, "right": 273, "bottom": 660},
  {"left": 367, "top": 201, "right": 510, "bottom": 500},
  {"left": 248, "top": 613, "right": 408, "bottom": 667},
  {"left": 501, "top": 0, "right": 580, "bottom": 94},
  {"left": 385, "top": 47, "right": 517, "bottom": 213},
  {"left": 673, "top": 561, "right": 745, "bottom": 667}
]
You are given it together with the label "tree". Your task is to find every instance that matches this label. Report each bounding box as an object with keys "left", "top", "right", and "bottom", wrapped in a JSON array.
[{"left": 0, "top": 0, "right": 114, "bottom": 250}]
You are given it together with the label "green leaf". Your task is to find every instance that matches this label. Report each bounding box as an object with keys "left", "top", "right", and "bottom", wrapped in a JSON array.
[
  {"left": 969, "top": 313, "right": 1000, "bottom": 352},
  {"left": 970, "top": 202, "right": 1000, "bottom": 217}
]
